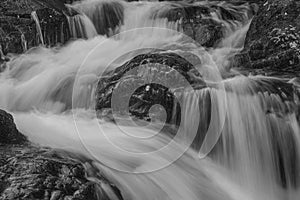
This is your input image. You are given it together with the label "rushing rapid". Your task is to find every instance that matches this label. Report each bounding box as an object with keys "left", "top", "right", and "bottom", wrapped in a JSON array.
[{"left": 0, "top": 1, "right": 299, "bottom": 200}]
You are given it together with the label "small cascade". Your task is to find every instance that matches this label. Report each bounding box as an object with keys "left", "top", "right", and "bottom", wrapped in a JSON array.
[
  {"left": 67, "top": 14, "right": 98, "bottom": 39},
  {"left": 72, "top": 0, "right": 124, "bottom": 36},
  {"left": 31, "top": 11, "right": 45, "bottom": 46},
  {"left": 0, "top": 45, "right": 6, "bottom": 62},
  {"left": 219, "top": 77, "right": 299, "bottom": 189},
  {"left": 121, "top": 1, "right": 177, "bottom": 31},
  {"left": 21, "top": 34, "right": 28, "bottom": 52},
  {"left": 65, "top": 0, "right": 254, "bottom": 43},
  {"left": 0, "top": 1, "right": 299, "bottom": 200},
  {"left": 179, "top": 76, "right": 300, "bottom": 192}
]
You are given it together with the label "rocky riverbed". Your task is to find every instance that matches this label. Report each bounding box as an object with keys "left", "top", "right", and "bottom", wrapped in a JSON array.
[
  {"left": 1, "top": 0, "right": 300, "bottom": 199},
  {"left": 3, "top": 0, "right": 300, "bottom": 78},
  {"left": 0, "top": 110, "right": 123, "bottom": 200}
]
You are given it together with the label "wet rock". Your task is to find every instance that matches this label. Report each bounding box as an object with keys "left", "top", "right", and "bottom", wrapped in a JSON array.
[
  {"left": 153, "top": 1, "right": 254, "bottom": 48},
  {"left": 0, "top": 145, "right": 99, "bottom": 200},
  {"left": 50, "top": 190, "right": 61, "bottom": 200},
  {"left": 0, "top": 0, "right": 42, "bottom": 54},
  {"left": 233, "top": 0, "right": 300, "bottom": 77},
  {"left": 35, "top": 8, "right": 71, "bottom": 46},
  {"left": 0, "top": 109, "right": 124, "bottom": 200},
  {"left": 159, "top": 4, "right": 223, "bottom": 47},
  {"left": 0, "top": 15, "right": 36, "bottom": 55},
  {"left": 31, "top": 0, "right": 79, "bottom": 17},
  {"left": 0, "top": 110, "right": 26, "bottom": 144},
  {"left": 0, "top": 0, "right": 72, "bottom": 55},
  {"left": 95, "top": 52, "right": 206, "bottom": 123}
]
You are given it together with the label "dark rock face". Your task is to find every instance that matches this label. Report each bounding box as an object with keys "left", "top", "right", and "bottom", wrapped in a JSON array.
[
  {"left": 0, "top": 110, "right": 26, "bottom": 144},
  {"left": 31, "top": 0, "right": 80, "bottom": 16},
  {"left": 35, "top": 8, "right": 71, "bottom": 46},
  {"left": 0, "top": 0, "right": 37, "bottom": 54},
  {"left": 0, "top": 146, "right": 99, "bottom": 200},
  {"left": 0, "top": 0, "right": 71, "bottom": 55},
  {"left": 95, "top": 52, "right": 206, "bottom": 123},
  {"left": 233, "top": 0, "right": 300, "bottom": 77}
]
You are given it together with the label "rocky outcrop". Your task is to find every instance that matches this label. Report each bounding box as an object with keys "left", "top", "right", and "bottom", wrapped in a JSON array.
[
  {"left": 0, "top": 1, "right": 36, "bottom": 54},
  {"left": 156, "top": 1, "right": 254, "bottom": 48},
  {"left": 96, "top": 53, "right": 300, "bottom": 119},
  {"left": 158, "top": 4, "right": 223, "bottom": 48},
  {"left": 34, "top": 8, "right": 71, "bottom": 46},
  {"left": 0, "top": 0, "right": 72, "bottom": 55},
  {"left": 31, "top": 0, "right": 79, "bottom": 16},
  {"left": 95, "top": 52, "right": 206, "bottom": 123},
  {"left": 0, "top": 0, "right": 255, "bottom": 55},
  {"left": 0, "top": 146, "right": 99, "bottom": 200},
  {"left": 0, "top": 110, "right": 123, "bottom": 200},
  {"left": 95, "top": 50, "right": 300, "bottom": 189},
  {"left": 233, "top": 0, "right": 300, "bottom": 77},
  {"left": 0, "top": 110, "right": 26, "bottom": 144}
]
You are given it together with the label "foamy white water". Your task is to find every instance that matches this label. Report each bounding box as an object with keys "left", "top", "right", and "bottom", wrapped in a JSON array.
[{"left": 0, "top": 1, "right": 299, "bottom": 200}]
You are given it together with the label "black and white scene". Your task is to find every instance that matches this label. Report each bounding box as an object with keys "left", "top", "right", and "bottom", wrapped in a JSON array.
[{"left": 0, "top": 0, "right": 300, "bottom": 199}]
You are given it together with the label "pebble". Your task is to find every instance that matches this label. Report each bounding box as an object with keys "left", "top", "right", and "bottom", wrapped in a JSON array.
[{"left": 50, "top": 190, "right": 62, "bottom": 200}]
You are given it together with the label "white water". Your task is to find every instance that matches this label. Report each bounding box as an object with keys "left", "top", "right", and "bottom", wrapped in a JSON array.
[
  {"left": 31, "top": 11, "right": 45, "bottom": 46},
  {"left": 1, "top": 1, "right": 300, "bottom": 200}
]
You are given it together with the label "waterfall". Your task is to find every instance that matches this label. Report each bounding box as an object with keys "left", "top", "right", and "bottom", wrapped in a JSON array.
[
  {"left": 31, "top": 11, "right": 45, "bottom": 46},
  {"left": 72, "top": 0, "right": 124, "bottom": 36},
  {"left": 178, "top": 77, "right": 300, "bottom": 190},
  {"left": 0, "top": 1, "right": 300, "bottom": 200},
  {"left": 21, "top": 33, "right": 28, "bottom": 52},
  {"left": 66, "top": 0, "right": 253, "bottom": 40},
  {"left": 67, "top": 14, "right": 98, "bottom": 39}
]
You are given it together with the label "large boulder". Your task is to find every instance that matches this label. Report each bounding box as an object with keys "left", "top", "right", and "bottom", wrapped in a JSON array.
[
  {"left": 95, "top": 52, "right": 206, "bottom": 123},
  {"left": 233, "top": 0, "right": 300, "bottom": 77}
]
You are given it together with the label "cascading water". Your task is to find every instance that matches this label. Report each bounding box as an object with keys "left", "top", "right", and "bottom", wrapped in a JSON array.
[
  {"left": 72, "top": 0, "right": 124, "bottom": 36},
  {"left": 21, "top": 34, "right": 28, "bottom": 52},
  {"left": 67, "top": 14, "right": 98, "bottom": 39},
  {"left": 31, "top": 11, "right": 45, "bottom": 46},
  {"left": 0, "top": 1, "right": 299, "bottom": 200}
]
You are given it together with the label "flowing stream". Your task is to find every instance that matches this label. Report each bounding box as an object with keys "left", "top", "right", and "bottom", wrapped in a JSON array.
[{"left": 0, "top": 1, "right": 300, "bottom": 200}]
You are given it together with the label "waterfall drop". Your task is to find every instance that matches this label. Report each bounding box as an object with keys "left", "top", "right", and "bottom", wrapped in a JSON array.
[{"left": 0, "top": 1, "right": 299, "bottom": 200}]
